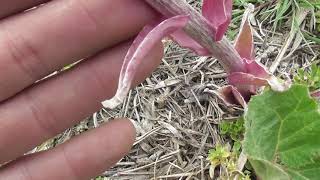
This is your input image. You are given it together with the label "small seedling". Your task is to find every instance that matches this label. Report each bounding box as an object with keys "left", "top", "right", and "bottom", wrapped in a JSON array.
[
  {"left": 220, "top": 118, "right": 245, "bottom": 142},
  {"left": 294, "top": 63, "right": 320, "bottom": 91},
  {"left": 219, "top": 117, "right": 245, "bottom": 152},
  {"left": 208, "top": 144, "right": 251, "bottom": 179},
  {"left": 294, "top": 63, "right": 320, "bottom": 100}
]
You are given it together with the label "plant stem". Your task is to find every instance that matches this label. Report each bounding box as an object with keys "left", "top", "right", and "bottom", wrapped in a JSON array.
[{"left": 144, "top": 0, "right": 245, "bottom": 73}]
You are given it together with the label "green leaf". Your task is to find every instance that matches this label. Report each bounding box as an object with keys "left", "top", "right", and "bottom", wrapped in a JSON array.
[{"left": 243, "top": 85, "right": 320, "bottom": 180}]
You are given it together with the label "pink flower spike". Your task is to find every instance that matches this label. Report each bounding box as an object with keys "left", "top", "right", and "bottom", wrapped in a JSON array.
[
  {"left": 102, "top": 15, "right": 190, "bottom": 109},
  {"left": 202, "top": 0, "right": 232, "bottom": 41},
  {"left": 234, "top": 4, "right": 255, "bottom": 61},
  {"left": 218, "top": 85, "right": 247, "bottom": 108},
  {"left": 170, "top": 30, "right": 210, "bottom": 56}
]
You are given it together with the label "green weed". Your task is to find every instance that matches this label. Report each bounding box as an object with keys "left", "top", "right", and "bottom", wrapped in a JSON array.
[{"left": 294, "top": 63, "right": 320, "bottom": 91}]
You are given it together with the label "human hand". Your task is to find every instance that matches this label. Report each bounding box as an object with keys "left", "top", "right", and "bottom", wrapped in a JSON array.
[{"left": 0, "top": 0, "right": 163, "bottom": 179}]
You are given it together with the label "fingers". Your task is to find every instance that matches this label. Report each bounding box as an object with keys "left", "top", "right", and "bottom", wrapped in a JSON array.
[
  {"left": 0, "top": 0, "right": 49, "bottom": 19},
  {"left": 0, "top": 119, "right": 136, "bottom": 180},
  {"left": 0, "top": 40, "right": 163, "bottom": 164},
  {"left": 0, "top": 0, "right": 157, "bottom": 101}
]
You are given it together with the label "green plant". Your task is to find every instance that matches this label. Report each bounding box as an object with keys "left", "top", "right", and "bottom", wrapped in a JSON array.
[
  {"left": 316, "top": 10, "right": 320, "bottom": 31},
  {"left": 219, "top": 117, "right": 245, "bottom": 152},
  {"left": 208, "top": 145, "right": 231, "bottom": 169},
  {"left": 294, "top": 63, "right": 320, "bottom": 91},
  {"left": 95, "top": 176, "right": 106, "bottom": 180},
  {"left": 271, "top": 0, "right": 318, "bottom": 29},
  {"left": 208, "top": 145, "right": 251, "bottom": 179},
  {"left": 244, "top": 85, "right": 320, "bottom": 179},
  {"left": 220, "top": 118, "right": 245, "bottom": 142}
]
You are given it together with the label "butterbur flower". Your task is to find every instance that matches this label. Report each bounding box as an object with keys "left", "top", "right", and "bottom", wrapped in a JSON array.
[{"left": 102, "top": 0, "right": 289, "bottom": 109}]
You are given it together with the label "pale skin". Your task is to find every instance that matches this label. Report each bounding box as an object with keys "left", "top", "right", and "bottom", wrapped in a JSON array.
[{"left": 0, "top": 0, "right": 163, "bottom": 179}]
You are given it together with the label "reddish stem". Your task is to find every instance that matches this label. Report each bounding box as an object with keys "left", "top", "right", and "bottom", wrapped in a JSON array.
[{"left": 144, "top": 0, "right": 246, "bottom": 73}]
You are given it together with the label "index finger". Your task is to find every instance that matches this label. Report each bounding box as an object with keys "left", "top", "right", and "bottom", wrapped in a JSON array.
[
  {"left": 0, "top": 0, "right": 157, "bottom": 101},
  {"left": 0, "top": 0, "right": 49, "bottom": 19},
  {"left": 0, "top": 40, "right": 163, "bottom": 164}
]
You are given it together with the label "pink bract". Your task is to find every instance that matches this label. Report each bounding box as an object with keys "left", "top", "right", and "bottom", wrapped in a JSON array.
[
  {"left": 218, "top": 85, "right": 247, "bottom": 108},
  {"left": 202, "top": 0, "right": 232, "bottom": 41},
  {"left": 102, "top": 15, "right": 190, "bottom": 109},
  {"left": 219, "top": 4, "right": 289, "bottom": 107},
  {"left": 167, "top": 0, "right": 233, "bottom": 55},
  {"left": 170, "top": 30, "right": 210, "bottom": 56}
]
